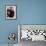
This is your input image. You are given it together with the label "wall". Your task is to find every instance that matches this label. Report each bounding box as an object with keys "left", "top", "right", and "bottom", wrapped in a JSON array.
[
  {"left": 19, "top": 0, "right": 46, "bottom": 24},
  {"left": 0, "top": 0, "right": 19, "bottom": 44},
  {"left": 0, "top": 0, "right": 46, "bottom": 44}
]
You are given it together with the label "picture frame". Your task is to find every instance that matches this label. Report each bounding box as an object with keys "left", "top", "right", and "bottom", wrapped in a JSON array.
[{"left": 5, "top": 5, "right": 16, "bottom": 20}]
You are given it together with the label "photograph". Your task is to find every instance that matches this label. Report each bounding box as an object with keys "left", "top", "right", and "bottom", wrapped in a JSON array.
[{"left": 5, "top": 5, "right": 16, "bottom": 20}]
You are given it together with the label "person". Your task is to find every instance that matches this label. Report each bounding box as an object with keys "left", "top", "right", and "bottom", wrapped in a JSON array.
[{"left": 7, "top": 7, "right": 14, "bottom": 17}]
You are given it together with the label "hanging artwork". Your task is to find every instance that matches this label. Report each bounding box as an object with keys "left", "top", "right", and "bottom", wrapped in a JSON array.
[{"left": 5, "top": 5, "right": 16, "bottom": 20}]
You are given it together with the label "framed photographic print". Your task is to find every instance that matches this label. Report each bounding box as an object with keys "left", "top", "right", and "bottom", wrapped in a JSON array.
[{"left": 5, "top": 5, "right": 16, "bottom": 20}]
